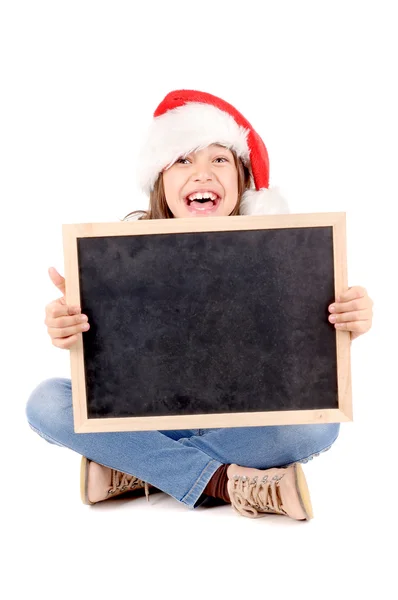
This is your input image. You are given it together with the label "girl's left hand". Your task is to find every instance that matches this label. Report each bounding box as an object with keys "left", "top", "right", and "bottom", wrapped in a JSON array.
[{"left": 328, "top": 285, "right": 374, "bottom": 341}]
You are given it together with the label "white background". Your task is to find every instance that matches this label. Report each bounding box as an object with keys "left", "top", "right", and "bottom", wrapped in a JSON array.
[{"left": 1, "top": 1, "right": 397, "bottom": 598}]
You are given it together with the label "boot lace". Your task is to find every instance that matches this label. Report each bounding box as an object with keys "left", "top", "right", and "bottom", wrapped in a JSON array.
[
  {"left": 228, "top": 473, "right": 288, "bottom": 518},
  {"left": 107, "top": 470, "right": 150, "bottom": 502}
]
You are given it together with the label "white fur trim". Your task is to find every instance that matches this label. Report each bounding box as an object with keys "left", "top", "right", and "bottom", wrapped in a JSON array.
[
  {"left": 137, "top": 103, "right": 250, "bottom": 195},
  {"left": 239, "top": 187, "right": 290, "bottom": 215}
]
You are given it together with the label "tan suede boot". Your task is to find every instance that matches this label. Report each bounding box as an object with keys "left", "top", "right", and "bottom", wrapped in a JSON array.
[
  {"left": 80, "top": 457, "right": 161, "bottom": 506},
  {"left": 227, "top": 462, "right": 313, "bottom": 520}
]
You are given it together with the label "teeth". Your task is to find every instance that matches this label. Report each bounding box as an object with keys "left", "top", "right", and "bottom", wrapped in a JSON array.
[{"left": 187, "top": 192, "right": 218, "bottom": 202}]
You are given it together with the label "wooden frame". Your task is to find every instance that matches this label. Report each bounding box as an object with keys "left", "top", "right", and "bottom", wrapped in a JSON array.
[{"left": 63, "top": 212, "right": 352, "bottom": 433}]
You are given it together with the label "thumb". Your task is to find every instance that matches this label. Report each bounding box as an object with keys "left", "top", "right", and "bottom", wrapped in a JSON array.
[{"left": 48, "top": 266, "right": 66, "bottom": 297}]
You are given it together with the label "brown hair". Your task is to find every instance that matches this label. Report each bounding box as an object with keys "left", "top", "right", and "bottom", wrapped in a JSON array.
[{"left": 121, "top": 150, "right": 252, "bottom": 221}]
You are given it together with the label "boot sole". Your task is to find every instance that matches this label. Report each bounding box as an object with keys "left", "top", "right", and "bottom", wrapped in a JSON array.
[
  {"left": 294, "top": 462, "right": 314, "bottom": 520},
  {"left": 80, "top": 456, "right": 94, "bottom": 505}
]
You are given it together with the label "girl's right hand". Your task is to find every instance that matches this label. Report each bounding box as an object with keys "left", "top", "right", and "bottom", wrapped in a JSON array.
[{"left": 44, "top": 267, "right": 90, "bottom": 349}]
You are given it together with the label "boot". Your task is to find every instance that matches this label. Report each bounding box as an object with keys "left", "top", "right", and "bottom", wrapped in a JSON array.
[
  {"left": 227, "top": 462, "right": 313, "bottom": 520},
  {"left": 80, "top": 456, "right": 161, "bottom": 505}
]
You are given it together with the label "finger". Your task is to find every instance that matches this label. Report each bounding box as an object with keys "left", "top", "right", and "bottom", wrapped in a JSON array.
[
  {"left": 46, "top": 312, "right": 88, "bottom": 329},
  {"left": 337, "top": 286, "right": 367, "bottom": 303},
  {"left": 49, "top": 297, "right": 66, "bottom": 307},
  {"left": 52, "top": 334, "right": 79, "bottom": 349},
  {"left": 45, "top": 302, "right": 81, "bottom": 320},
  {"left": 329, "top": 298, "right": 370, "bottom": 313},
  {"left": 334, "top": 321, "right": 370, "bottom": 332},
  {"left": 48, "top": 322, "right": 90, "bottom": 339},
  {"left": 48, "top": 267, "right": 66, "bottom": 296},
  {"left": 329, "top": 309, "right": 372, "bottom": 324}
]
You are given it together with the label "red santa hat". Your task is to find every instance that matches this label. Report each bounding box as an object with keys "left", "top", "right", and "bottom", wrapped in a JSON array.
[{"left": 137, "top": 89, "right": 289, "bottom": 215}]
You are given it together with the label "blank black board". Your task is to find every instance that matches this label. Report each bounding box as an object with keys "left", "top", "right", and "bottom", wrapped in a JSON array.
[{"left": 77, "top": 226, "right": 337, "bottom": 419}]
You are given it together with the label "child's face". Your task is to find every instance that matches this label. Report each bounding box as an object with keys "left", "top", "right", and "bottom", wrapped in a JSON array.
[{"left": 162, "top": 144, "right": 239, "bottom": 218}]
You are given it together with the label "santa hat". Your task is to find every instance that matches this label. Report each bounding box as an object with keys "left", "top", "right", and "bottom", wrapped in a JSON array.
[{"left": 137, "top": 90, "right": 289, "bottom": 215}]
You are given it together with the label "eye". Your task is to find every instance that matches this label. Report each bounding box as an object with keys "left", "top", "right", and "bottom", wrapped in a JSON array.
[{"left": 175, "top": 156, "right": 229, "bottom": 165}]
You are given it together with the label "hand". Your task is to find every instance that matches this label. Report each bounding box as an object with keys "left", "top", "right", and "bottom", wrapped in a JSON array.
[
  {"left": 44, "top": 267, "right": 90, "bottom": 349},
  {"left": 328, "top": 285, "right": 373, "bottom": 341}
]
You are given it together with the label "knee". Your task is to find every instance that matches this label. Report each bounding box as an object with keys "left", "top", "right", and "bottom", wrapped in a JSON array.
[
  {"left": 270, "top": 421, "right": 340, "bottom": 467},
  {"left": 25, "top": 377, "right": 72, "bottom": 437},
  {"left": 295, "top": 422, "right": 340, "bottom": 457}
]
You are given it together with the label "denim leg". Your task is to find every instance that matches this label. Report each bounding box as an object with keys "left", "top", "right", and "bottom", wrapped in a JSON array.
[
  {"left": 25, "top": 377, "right": 223, "bottom": 508},
  {"left": 187, "top": 422, "right": 340, "bottom": 508},
  {"left": 180, "top": 421, "right": 340, "bottom": 470},
  {"left": 25, "top": 377, "right": 340, "bottom": 509}
]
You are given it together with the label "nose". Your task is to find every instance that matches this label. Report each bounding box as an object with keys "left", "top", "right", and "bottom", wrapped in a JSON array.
[
  {"left": 192, "top": 171, "right": 213, "bottom": 181},
  {"left": 191, "top": 166, "right": 214, "bottom": 182}
]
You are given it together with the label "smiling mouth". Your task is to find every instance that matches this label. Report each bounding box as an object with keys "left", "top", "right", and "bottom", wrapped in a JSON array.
[{"left": 184, "top": 195, "right": 222, "bottom": 210}]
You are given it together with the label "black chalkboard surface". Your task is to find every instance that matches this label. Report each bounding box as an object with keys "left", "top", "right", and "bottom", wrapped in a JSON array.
[{"left": 63, "top": 213, "right": 352, "bottom": 433}]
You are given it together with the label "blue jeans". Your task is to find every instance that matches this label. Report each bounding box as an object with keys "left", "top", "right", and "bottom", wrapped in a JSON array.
[{"left": 25, "top": 377, "right": 340, "bottom": 509}]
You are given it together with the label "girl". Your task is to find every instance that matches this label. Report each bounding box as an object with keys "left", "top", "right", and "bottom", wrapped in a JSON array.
[{"left": 26, "top": 90, "right": 373, "bottom": 520}]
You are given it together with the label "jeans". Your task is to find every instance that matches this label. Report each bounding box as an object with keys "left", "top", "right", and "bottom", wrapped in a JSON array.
[{"left": 25, "top": 377, "right": 340, "bottom": 509}]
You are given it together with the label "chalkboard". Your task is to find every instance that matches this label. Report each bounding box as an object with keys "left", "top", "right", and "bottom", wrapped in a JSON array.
[{"left": 62, "top": 213, "right": 352, "bottom": 433}]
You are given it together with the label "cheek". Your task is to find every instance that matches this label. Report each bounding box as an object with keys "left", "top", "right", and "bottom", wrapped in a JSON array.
[
  {"left": 162, "top": 173, "right": 172, "bottom": 197},
  {"left": 225, "top": 173, "right": 239, "bottom": 198},
  {"left": 162, "top": 174, "right": 182, "bottom": 209},
  {"left": 163, "top": 171, "right": 179, "bottom": 193}
]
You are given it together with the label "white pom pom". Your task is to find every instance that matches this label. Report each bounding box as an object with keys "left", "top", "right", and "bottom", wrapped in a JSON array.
[{"left": 239, "top": 187, "right": 290, "bottom": 216}]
